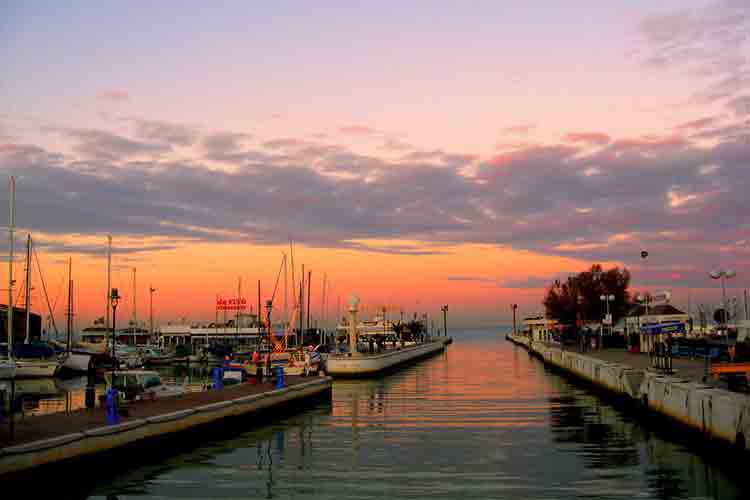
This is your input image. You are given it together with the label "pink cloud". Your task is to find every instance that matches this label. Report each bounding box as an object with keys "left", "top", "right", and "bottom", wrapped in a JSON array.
[
  {"left": 674, "top": 117, "right": 716, "bottom": 130},
  {"left": 96, "top": 89, "right": 130, "bottom": 102},
  {"left": 339, "top": 125, "right": 378, "bottom": 135},
  {"left": 502, "top": 124, "right": 536, "bottom": 135},
  {"left": 563, "top": 132, "right": 611, "bottom": 145}
]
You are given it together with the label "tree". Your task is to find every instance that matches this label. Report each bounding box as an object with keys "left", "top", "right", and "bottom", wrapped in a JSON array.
[{"left": 543, "top": 265, "right": 631, "bottom": 330}]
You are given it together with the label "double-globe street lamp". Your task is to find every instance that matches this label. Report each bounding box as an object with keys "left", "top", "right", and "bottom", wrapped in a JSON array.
[
  {"left": 110, "top": 288, "right": 121, "bottom": 379},
  {"left": 709, "top": 269, "right": 736, "bottom": 326},
  {"left": 600, "top": 293, "right": 615, "bottom": 336}
]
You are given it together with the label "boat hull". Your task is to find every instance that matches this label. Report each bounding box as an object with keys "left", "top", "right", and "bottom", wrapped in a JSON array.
[
  {"left": 15, "top": 360, "right": 58, "bottom": 378},
  {"left": 325, "top": 341, "right": 445, "bottom": 377},
  {"left": 59, "top": 353, "right": 91, "bottom": 373},
  {"left": 0, "top": 361, "right": 16, "bottom": 379}
]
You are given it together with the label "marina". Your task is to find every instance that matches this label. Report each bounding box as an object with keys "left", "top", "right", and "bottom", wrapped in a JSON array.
[
  {"left": 4, "top": 2, "right": 750, "bottom": 497},
  {"left": 2, "top": 329, "right": 745, "bottom": 499}
]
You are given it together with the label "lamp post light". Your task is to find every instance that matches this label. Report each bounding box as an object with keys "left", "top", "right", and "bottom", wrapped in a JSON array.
[
  {"left": 600, "top": 294, "right": 614, "bottom": 332},
  {"left": 265, "top": 299, "right": 273, "bottom": 346},
  {"left": 441, "top": 305, "right": 448, "bottom": 338},
  {"left": 709, "top": 269, "right": 736, "bottom": 325},
  {"left": 149, "top": 286, "right": 156, "bottom": 342},
  {"left": 110, "top": 288, "right": 121, "bottom": 379}
]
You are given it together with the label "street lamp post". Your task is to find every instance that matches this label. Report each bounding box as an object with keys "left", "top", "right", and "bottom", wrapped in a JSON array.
[
  {"left": 511, "top": 304, "right": 518, "bottom": 337},
  {"left": 149, "top": 286, "right": 156, "bottom": 342},
  {"left": 600, "top": 294, "right": 614, "bottom": 332},
  {"left": 110, "top": 288, "right": 121, "bottom": 379},
  {"left": 441, "top": 305, "right": 448, "bottom": 338},
  {"left": 709, "top": 269, "right": 736, "bottom": 329}
]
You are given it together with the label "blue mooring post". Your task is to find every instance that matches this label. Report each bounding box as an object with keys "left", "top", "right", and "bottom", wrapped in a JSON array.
[
  {"left": 213, "top": 367, "right": 224, "bottom": 389},
  {"left": 275, "top": 366, "right": 284, "bottom": 389},
  {"left": 105, "top": 388, "right": 120, "bottom": 425}
]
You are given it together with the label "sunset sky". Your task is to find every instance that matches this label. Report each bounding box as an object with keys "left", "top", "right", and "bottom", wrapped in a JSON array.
[{"left": 1, "top": 1, "right": 749, "bottom": 329}]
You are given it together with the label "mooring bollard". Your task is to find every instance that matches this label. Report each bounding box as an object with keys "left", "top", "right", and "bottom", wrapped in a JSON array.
[
  {"left": 105, "top": 388, "right": 120, "bottom": 425},
  {"left": 275, "top": 366, "right": 284, "bottom": 389},
  {"left": 213, "top": 367, "right": 224, "bottom": 390},
  {"left": 85, "top": 384, "right": 96, "bottom": 409}
]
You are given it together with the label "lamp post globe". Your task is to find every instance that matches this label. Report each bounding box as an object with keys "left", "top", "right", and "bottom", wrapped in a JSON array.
[{"left": 109, "top": 288, "right": 121, "bottom": 380}]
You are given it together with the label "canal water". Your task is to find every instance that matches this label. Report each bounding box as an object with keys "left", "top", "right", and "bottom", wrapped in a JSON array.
[{"left": 22, "top": 329, "right": 750, "bottom": 498}]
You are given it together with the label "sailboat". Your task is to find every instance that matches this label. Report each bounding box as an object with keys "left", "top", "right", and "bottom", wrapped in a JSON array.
[
  {"left": 57, "top": 258, "right": 91, "bottom": 375},
  {"left": 14, "top": 234, "right": 58, "bottom": 378},
  {"left": 1, "top": 176, "right": 18, "bottom": 379}
]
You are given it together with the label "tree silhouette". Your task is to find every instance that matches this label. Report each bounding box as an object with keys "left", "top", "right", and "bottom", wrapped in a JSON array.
[{"left": 544, "top": 265, "right": 631, "bottom": 329}]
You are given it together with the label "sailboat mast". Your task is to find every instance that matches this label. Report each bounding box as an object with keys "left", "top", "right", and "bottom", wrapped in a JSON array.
[
  {"left": 307, "top": 270, "right": 312, "bottom": 331},
  {"left": 24, "top": 234, "right": 32, "bottom": 343},
  {"left": 283, "top": 253, "right": 288, "bottom": 330},
  {"left": 66, "top": 258, "right": 72, "bottom": 352},
  {"left": 236, "top": 276, "right": 241, "bottom": 346},
  {"left": 133, "top": 267, "right": 137, "bottom": 337},
  {"left": 106, "top": 235, "right": 111, "bottom": 336},
  {"left": 297, "top": 264, "right": 305, "bottom": 345},
  {"left": 7, "top": 176, "right": 15, "bottom": 357},
  {"left": 321, "top": 273, "right": 326, "bottom": 330}
]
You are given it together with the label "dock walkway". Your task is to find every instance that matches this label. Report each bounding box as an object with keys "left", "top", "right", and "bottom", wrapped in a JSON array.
[
  {"left": 0, "top": 375, "right": 332, "bottom": 476},
  {"left": 587, "top": 349, "right": 708, "bottom": 382},
  {"left": 2, "top": 376, "right": 304, "bottom": 447}
]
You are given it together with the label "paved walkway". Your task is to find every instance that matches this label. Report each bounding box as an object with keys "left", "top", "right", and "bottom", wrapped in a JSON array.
[
  {"left": 586, "top": 349, "right": 709, "bottom": 382},
  {"left": 0, "top": 375, "right": 307, "bottom": 447}
]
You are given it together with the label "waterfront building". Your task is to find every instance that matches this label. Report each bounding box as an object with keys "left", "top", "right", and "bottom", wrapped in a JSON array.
[
  {"left": 523, "top": 315, "right": 556, "bottom": 343},
  {"left": 0, "top": 305, "right": 42, "bottom": 343},
  {"left": 624, "top": 303, "right": 689, "bottom": 352},
  {"left": 737, "top": 320, "right": 750, "bottom": 342}
]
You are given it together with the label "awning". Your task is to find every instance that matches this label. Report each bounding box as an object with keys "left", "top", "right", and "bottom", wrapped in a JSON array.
[{"left": 640, "top": 322, "right": 685, "bottom": 335}]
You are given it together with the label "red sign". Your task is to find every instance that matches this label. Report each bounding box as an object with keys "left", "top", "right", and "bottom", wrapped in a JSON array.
[{"left": 216, "top": 297, "right": 248, "bottom": 311}]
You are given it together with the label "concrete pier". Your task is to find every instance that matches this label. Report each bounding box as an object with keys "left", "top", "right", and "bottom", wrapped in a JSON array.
[
  {"left": 507, "top": 334, "right": 750, "bottom": 451},
  {"left": 325, "top": 338, "right": 451, "bottom": 377},
  {"left": 0, "top": 375, "right": 332, "bottom": 476}
]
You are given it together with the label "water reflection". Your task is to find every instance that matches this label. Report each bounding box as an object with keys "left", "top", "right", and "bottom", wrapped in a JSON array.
[
  {"left": 545, "top": 368, "right": 742, "bottom": 499},
  {"left": 3, "top": 330, "right": 746, "bottom": 499}
]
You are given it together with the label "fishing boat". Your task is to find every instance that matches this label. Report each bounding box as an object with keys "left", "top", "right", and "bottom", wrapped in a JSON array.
[
  {"left": 3, "top": 344, "right": 58, "bottom": 378},
  {"left": 56, "top": 352, "right": 91, "bottom": 374},
  {"left": 106, "top": 370, "right": 187, "bottom": 402},
  {"left": 0, "top": 359, "right": 16, "bottom": 379},
  {"left": 141, "top": 347, "right": 175, "bottom": 366}
]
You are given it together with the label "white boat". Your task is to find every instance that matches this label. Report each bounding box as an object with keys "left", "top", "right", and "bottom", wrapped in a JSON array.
[
  {"left": 57, "top": 352, "right": 91, "bottom": 374},
  {"left": 0, "top": 359, "right": 16, "bottom": 379},
  {"left": 336, "top": 313, "right": 396, "bottom": 337},
  {"left": 106, "top": 370, "right": 187, "bottom": 401},
  {"left": 15, "top": 358, "right": 59, "bottom": 378}
]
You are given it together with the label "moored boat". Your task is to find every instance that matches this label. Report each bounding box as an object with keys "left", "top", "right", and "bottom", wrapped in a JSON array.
[
  {"left": 106, "top": 370, "right": 187, "bottom": 402},
  {"left": 4, "top": 344, "right": 59, "bottom": 378},
  {"left": 0, "top": 359, "right": 16, "bottom": 379},
  {"left": 142, "top": 347, "right": 175, "bottom": 366},
  {"left": 56, "top": 352, "right": 91, "bottom": 374}
]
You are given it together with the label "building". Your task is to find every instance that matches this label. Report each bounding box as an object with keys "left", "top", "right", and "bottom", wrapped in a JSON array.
[
  {"left": 0, "top": 305, "right": 42, "bottom": 343},
  {"left": 523, "top": 315, "right": 556, "bottom": 343},
  {"left": 737, "top": 320, "right": 750, "bottom": 342},
  {"left": 80, "top": 325, "right": 151, "bottom": 346},
  {"left": 159, "top": 313, "right": 270, "bottom": 347},
  {"left": 624, "top": 303, "right": 689, "bottom": 352}
]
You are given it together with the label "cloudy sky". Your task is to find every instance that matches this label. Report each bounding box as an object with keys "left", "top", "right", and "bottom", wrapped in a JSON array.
[{"left": 1, "top": 1, "right": 749, "bottom": 328}]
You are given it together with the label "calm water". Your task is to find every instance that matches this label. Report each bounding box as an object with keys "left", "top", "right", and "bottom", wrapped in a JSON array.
[{"left": 24, "top": 329, "right": 749, "bottom": 498}]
